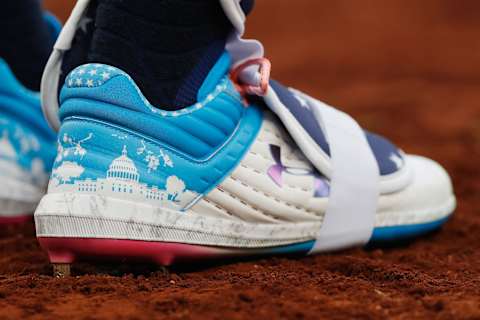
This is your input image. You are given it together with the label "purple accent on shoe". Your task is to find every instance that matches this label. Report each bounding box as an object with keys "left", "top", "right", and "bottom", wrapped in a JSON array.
[
  {"left": 267, "top": 145, "right": 330, "bottom": 198},
  {"left": 268, "top": 164, "right": 284, "bottom": 187},
  {"left": 314, "top": 177, "right": 330, "bottom": 198},
  {"left": 267, "top": 145, "right": 284, "bottom": 186}
]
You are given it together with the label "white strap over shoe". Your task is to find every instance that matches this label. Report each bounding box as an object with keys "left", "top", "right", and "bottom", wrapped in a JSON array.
[{"left": 263, "top": 88, "right": 380, "bottom": 252}]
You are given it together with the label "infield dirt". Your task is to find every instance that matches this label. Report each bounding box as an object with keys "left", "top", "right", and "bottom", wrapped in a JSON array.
[{"left": 0, "top": 1, "right": 478, "bottom": 319}]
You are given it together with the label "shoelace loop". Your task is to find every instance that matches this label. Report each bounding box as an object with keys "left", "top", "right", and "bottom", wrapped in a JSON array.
[{"left": 231, "top": 58, "right": 271, "bottom": 97}]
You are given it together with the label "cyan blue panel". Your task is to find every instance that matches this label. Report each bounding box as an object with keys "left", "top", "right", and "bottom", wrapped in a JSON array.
[{"left": 56, "top": 63, "right": 263, "bottom": 196}]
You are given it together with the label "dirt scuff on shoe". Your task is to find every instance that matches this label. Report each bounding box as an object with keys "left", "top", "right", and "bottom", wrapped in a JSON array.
[{"left": 0, "top": 0, "right": 478, "bottom": 319}]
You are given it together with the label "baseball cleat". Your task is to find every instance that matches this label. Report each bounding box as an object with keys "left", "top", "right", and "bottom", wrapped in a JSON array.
[
  {"left": 0, "top": 14, "right": 60, "bottom": 224},
  {"left": 36, "top": 0, "right": 455, "bottom": 269}
]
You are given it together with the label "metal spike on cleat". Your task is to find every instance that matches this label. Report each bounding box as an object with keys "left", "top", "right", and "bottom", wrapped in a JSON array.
[{"left": 53, "top": 263, "right": 71, "bottom": 277}]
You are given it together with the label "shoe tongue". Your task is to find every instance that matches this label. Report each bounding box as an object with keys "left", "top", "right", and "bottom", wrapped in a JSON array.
[
  {"left": 266, "top": 80, "right": 406, "bottom": 179},
  {"left": 196, "top": 51, "right": 232, "bottom": 101}
]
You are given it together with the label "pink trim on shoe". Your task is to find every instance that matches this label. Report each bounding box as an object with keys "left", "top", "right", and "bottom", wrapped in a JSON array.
[
  {"left": 0, "top": 215, "right": 32, "bottom": 225},
  {"left": 38, "top": 237, "right": 244, "bottom": 266}
]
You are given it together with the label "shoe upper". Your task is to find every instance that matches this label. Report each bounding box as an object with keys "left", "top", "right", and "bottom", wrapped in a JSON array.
[
  {"left": 49, "top": 53, "right": 262, "bottom": 211},
  {"left": 48, "top": 50, "right": 450, "bottom": 216}
]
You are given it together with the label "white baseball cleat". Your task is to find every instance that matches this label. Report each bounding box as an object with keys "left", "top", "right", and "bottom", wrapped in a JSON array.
[{"left": 35, "top": 0, "right": 455, "bottom": 268}]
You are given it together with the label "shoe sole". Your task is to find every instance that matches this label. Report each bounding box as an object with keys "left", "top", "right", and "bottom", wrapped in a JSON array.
[
  {"left": 35, "top": 192, "right": 455, "bottom": 274},
  {"left": 38, "top": 216, "right": 450, "bottom": 264}
]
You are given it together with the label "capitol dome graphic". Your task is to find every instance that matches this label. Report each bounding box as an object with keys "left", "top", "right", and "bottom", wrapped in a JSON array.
[
  {"left": 107, "top": 145, "right": 140, "bottom": 182},
  {"left": 51, "top": 145, "right": 196, "bottom": 210}
]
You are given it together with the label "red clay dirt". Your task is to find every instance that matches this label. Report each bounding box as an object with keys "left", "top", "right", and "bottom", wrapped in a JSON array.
[{"left": 0, "top": 1, "right": 479, "bottom": 319}]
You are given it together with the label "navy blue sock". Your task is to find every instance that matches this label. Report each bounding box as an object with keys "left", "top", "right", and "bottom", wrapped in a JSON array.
[
  {"left": 62, "top": 0, "right": 255, "bottom": 111},
  {"left": 0, "top": 0, "right": 55, "bottom": 91},
  {"left": 88, "top": 0, "right": 234, "bottom": 110}
]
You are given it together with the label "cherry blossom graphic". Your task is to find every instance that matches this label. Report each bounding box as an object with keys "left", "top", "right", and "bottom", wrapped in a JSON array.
[
  {"left": 137, "top": 140, "right": 174, "bottom": 172},
  {"left": 56, "top": 133, "right": 93, "bottom": 163}
]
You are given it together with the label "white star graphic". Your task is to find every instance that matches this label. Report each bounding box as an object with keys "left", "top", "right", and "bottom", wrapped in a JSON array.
[
  {"left": 78, "top": 17, "right": 93, "bottom": 33},
  {"left": 89, "top": 69, "right": 97, "bottom": 76},
  {"left": 75, "top": 78, "right": 83, "bottom": 86},
  {"left": 389, "top": 153, "right": 403, "bottom": 169},
  {"left": 294, "top": 94, "right": 310, "bottom": 109},
  {"left": 101, "top": 72, "right": 111, "bottom": 80},
  {"left": 77, "top": 69, "right": 86, "bottom": 75},
  {"left": 68, "top": 79, "right": 74, "bottom": 87},
  {"left": 86, "top": 79, "right": 94, "bottom": 87}
]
